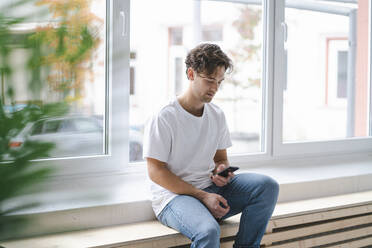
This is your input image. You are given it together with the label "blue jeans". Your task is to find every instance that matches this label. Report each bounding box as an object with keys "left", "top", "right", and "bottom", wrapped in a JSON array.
[{"left": 157, "top": 173, "right": 279, "bottom": 248}]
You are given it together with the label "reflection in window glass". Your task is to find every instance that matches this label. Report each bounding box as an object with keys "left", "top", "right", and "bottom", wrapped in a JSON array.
[
  {"left": 283, "top": 1, "right": 370, "bottom": 142},
  {"left": 0, "top": 0, "right": 106, "bottom": 158},
  {"left": 202, "top": 25, "right": 223, "bottom": 42},
  {"left": 130, "top": 67, "right": 136, "bottom": 95},
  {"left": 175, "top": 57, "right": 184, "bottom": 95},
  {"left": 169, "top": 27, "right": 183, "bottom": 46},
  {"left": 74, "top": 119, "right": 100, "bottom": 132},
  {"left": 31, "top": 122, "right": 43, "bottom": 135},
  {"left": 337, "top": 51, "right": 347, "bottom": 98},
  {"left": 44, "top": 121, "right": 61, "bottom": 134},
  {"left": 130, "top": 0, "right": 263, "bottom": 162},
  {"left": 59, "top": 120, "right": 76, "bottom": 133}
]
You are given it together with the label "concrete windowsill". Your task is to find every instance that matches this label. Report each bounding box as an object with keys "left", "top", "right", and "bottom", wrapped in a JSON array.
[
  {"left": 2, "top": 190, "right": 372, "bottom": 248},
  {"left": 2, "top": 154, "right": 372, "bottom": 240}
]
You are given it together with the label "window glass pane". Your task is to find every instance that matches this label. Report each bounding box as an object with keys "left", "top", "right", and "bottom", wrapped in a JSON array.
[
  {"left": 337, "top": 51, "right": 348, "bottom": 98},
  {"left": 130, "top": 0, "right": 263, "bottom": 162},
  {"left": 44, "top": 120, "right": 61, "bottom": 134},
  {"left": 283, "top": 0, "right": 370, "bottom": 142},
  {"left": 59, "top": 120, "right": 76, "bottom": 133},
  {"left": 169, "top": 27, "right": 183, "bottom": 45},
  {"left": 0, "top": 0, "right": 107, "bottom": 158},
  {"left": 130, "top": 67, "right": 135, "bottom": 95},
  {"left": 31, "top": 121, "right": 43, "bottom": 135},
  {"left": 74, "top": 118, "right": 101, "bottom": 132},
  {"left": 202, "top": 25, "right": 223, "bottom": 42}
]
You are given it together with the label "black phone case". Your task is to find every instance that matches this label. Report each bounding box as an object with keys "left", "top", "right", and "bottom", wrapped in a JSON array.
[{"left": 217, "top": 166, "right": 239, "bottom": 177}]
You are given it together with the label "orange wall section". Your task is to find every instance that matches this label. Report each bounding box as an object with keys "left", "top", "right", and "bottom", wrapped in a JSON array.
[{"left": 355, "top": 0, "right": 369, "bottom": 136}]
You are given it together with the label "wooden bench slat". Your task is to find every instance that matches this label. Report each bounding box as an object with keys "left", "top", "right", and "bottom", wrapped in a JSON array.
[
  {"left": 261, "top": 214, "right": 372, "bottom": 244},
  {"left": 116, "top": 235, "right": 190, "bottom": 248},
  {"left": 327, "top": 236, "right": 372, "bottom": 248},
  {"left": 271, "top": 191, "right": 372, "bottom": 220},
  {"left": 267, "top": 225, "right": 372, "bottom": 248},
  {"left": 220, "top": 241, "right": 234, "bottom": 247},
  {"left": 269, "top": 204, "right": 372, "bottom": 229},
  {"left": 2, "top": 191, "right": 372, "bottom": 248}
]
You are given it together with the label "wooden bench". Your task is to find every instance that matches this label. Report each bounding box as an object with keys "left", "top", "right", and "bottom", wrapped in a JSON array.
[{"left": 1, "top": 190, "right": 372, "bottom": 248}]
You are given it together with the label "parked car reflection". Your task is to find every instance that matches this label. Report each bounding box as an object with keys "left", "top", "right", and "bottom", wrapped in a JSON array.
[
  {"left": 3, "top": 103, "right": 40, "bottom": 113},
  {"left": 9, "top": 115, "right": 143, "bottom": 161}
]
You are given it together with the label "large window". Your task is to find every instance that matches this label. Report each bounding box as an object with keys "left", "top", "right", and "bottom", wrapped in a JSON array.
[
  {"left": 129, "top": 0, "right": 264, "bottom": 162},
  {"left": 283, "top": 1, "right": 368, "bottom": 142},
  {"left": 2, "top": 0, "right": 372, "bottom": 174},
  {"left": 1, "top": 0, "right": 129, "bottom": 175},
  {"left": 273, "top": 0, "right": 372, "bottom": 155},
  {"left": 3, "top": 1, "right": 372, "bottom": 239},
  {"left": 1, "top": 0, "right": 107, "bottom": 158}
]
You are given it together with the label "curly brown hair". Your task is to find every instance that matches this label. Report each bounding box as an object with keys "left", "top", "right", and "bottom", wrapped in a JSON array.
[{"left": 185, "top": 43, "right": 233, "bottom": 79}]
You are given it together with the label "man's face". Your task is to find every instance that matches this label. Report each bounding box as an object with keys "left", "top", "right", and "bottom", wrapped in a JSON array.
[{"left": 190, "top": 66, "right": 225, "bottom": 103}]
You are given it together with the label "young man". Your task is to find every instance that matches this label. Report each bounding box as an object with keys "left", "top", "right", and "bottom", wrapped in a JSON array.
[{"left": 143, "top": 43, "right": 279, "bottom": 248}]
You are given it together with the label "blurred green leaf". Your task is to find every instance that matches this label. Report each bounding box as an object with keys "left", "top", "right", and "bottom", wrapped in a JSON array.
[{"left": 0, "top": 0, "right": 101, "bottom": 240}]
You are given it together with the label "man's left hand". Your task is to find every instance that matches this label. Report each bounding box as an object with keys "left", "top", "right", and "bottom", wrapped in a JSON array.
[{"left": 211, "top": 164, "right": 235, "bottom": 187}]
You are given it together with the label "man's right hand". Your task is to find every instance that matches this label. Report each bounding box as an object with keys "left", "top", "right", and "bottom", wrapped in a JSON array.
[
  {"left": 147, "top": 158, "right": 230, "bottom": 219},
  {"left": 200, "top": 192, "right": 230, "bottom": 219}
]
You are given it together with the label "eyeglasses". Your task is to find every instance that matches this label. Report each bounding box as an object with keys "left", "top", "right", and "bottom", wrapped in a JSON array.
[{"left": 196, "top": 73, "right": 224, "bottom": 86}]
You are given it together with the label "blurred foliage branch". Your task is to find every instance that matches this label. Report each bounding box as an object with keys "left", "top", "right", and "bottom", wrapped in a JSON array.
[
  {"left": 217, "top": 6, "right": 261, "bottom": 132},
  {"left": 0, "top": 0, "right": 100, "bottom": 240},
  {"left": 226, "top": 6, "right": 262, "bottom": 91},
  {"left": 0, "top": 102, "right": 69, "bottom": 239},
  {"left": 33, "top": 0, "right": 103, "bottom": 102}
]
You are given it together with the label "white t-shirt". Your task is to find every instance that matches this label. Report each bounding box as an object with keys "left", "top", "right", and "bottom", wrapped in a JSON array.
[{"left": 143, "top": 98, "right": 232, "bottom": 216}]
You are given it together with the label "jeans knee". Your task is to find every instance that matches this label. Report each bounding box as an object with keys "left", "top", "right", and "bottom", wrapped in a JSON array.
[
  {"left": 264, "top": 176, "right": 279, "bottom": 202},
  {"left": 269, "top": 177, "right": 279, "bottom": 195},
  {"left": 203, "top": 223, "right": 220, "bottom": 240},
  {"left": 194, "top": 221, "right": 220, "bottom": 245}
]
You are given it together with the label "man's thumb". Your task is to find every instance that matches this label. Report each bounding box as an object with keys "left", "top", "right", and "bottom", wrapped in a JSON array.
[{"left": 217, "top": 164, "right": 227, "bottom": 172}]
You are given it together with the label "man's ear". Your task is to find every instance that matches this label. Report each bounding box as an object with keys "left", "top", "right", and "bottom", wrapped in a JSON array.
[{"left": 187, "top": 68, "right": 194, "bottom": 81}]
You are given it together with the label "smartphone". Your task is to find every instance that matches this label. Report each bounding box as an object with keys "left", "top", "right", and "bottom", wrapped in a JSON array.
[{"left": 217, "top": 166, "right": 239, "bottom": 177}]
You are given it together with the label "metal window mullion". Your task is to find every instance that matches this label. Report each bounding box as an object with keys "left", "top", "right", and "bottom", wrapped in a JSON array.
[
  {"left": 193, "top": 0, "right": 202, "bottom": 45},
  {"left": 272, "top": 0, "right": 285, "bottom": 156},
  {"left": 262, "top": 0, "right": 276, "bottom": 156},
  {"left": 346, "top": 9, "right": 357, "bottom": 137},
  {"left": 105, "top": 0, "right": 111, "bottom": 155},
  {"left": 110, "top": 0, "right": 130, "bottom": 167}
]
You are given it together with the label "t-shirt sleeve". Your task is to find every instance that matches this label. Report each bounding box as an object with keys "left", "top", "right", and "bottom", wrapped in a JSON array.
[
  {"left": 143, "top": 114, "right": 172, "bottom": 162},
  {"left": 217, "top": 111, "right": 232, "bottom": 150}
]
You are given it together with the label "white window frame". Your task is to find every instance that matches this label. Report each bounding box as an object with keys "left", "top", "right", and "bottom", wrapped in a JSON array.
[
  {"left": 7, "top": 1, "right": 372, "bottom": 236},
  {"left": 129, "top": 0, "right": 372, "bottom": 167},
  {"left": 24, "top": 0, "right": 372, "bottom": 178},
  {"left": 133, "top": 0, "right": 275, "bottom": 168},
  {"left": 29, "top": 0, "right": 131, "bottom": 177},
  {"left": 221, "top": 0, "right": 275, "bottom": 165},
  {"left": 272, "top": 0, "right": 372, "bottom": 157}
]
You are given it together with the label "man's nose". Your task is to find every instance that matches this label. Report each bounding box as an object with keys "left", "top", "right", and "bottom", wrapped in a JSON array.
[{"left": 211, "top": 81, "right": 219, "bottom": 91}]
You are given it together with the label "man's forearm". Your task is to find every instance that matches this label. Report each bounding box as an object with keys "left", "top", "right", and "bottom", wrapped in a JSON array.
[{"left": 148, "top": 162, "right": 208, "bottom": 200}]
